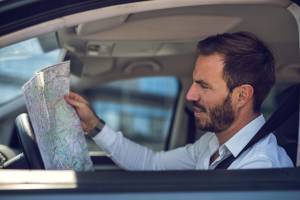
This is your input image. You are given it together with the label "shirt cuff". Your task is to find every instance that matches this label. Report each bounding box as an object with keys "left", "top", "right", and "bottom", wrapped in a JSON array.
[{"left": 92, "top": 125, "right": 118, "bottom": 150}]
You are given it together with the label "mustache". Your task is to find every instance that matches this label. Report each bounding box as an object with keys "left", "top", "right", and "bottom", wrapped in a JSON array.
[{"left": 193, "top": 101, "right": 207, "bottom": 112}]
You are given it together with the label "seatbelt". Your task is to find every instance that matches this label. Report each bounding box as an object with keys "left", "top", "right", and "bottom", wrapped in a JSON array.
[{"left": 215, "top": 84, "right": 299, "bottom": 169}]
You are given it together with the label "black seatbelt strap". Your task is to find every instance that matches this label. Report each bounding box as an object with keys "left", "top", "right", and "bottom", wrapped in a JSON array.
[{"left": 215, "top": 84, "right": 299, "bottom": 169}]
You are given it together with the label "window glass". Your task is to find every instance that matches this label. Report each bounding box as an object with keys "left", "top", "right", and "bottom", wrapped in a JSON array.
[
  {"left": 87, "top": 77, "right": 179, "bottom": 151},
  {"left": 0, "top": 32, "right": 61, "bottom": 105}
]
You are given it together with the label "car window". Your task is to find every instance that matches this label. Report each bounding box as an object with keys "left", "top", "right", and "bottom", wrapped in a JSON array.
[
  {"left": 0, "top": 32, "right": 61, "bottom": 105},
  {"left": 86, "top": 77, "right": 180, "bottom": 151}
]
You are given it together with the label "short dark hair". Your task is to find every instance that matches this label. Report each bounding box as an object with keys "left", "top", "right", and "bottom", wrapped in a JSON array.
[{"left": 197, "top": 31, "right": 275, "bottom": 112}]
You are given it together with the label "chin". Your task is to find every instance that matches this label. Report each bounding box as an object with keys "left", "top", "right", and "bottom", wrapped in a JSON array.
[{"left": 196, "top": 119, "right": 211, "bottom": 131}]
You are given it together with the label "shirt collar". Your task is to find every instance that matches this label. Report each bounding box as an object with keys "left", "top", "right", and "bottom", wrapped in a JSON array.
[{"left": 223, "top": 114, "right": 265, "bottom": 157}]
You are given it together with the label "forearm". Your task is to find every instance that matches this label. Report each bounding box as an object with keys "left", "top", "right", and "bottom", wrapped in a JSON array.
[
  {"left": 92, "top": 125, "right": 161, "bottom": 170},
  {"left": 92, "top": 125, "right": 197, "bottom": 171}
]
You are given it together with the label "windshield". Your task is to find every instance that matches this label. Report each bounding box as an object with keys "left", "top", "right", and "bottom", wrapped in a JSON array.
[{"left": 0, "top": 32, "right": 62, "bottom": 105}]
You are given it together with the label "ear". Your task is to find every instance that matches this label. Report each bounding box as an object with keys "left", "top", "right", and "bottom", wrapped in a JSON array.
[{"left": 231, "top": 84, "right": 254, "bottom": 109}]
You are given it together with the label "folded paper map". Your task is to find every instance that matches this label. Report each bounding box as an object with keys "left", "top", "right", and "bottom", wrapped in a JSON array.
[{"left": 22, "top": 61, "right": 94, "bottom": 171}]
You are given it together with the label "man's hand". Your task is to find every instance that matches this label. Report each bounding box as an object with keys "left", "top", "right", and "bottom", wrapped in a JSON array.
[{"left": 64, "top": 92, "right": 100, "bottom": 134}]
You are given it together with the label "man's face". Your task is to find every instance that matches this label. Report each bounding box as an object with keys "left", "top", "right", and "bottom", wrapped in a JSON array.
[{"left": 186, "top": 53, "right": 235, "bottom": 133}]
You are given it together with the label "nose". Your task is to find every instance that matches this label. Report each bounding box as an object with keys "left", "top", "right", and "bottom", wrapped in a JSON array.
[{"left": 186, "top": 83, "right": 199, "bottom": 102}]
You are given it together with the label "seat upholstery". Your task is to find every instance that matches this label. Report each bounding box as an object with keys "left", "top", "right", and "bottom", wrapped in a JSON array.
[
  {"left": 15, "top": 113, "right": 44, "bottom": 169},
  {"left": 273, "top": 83, "right": 300, "bottom": 166}
]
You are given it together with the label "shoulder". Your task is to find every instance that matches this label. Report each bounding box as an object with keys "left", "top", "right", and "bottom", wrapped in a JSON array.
[
  {"left": 231, "top": 134, "right": 294, "bottom": 169},
  {"left": 193, "top": 132, "right": 215, "bottom": 146},
  {"left": 199, "top": 132, "right": 215, "bottom": 142},
  {"left": 185, "top": 132, "right": 215, "bottom": 154}
]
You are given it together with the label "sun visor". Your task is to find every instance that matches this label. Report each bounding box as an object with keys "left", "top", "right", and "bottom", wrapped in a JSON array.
[{"left": 76, "top": 15, "right": 129, "bottom": 36}]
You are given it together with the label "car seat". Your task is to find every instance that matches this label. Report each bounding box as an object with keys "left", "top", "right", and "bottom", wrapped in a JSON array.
[
  {"left": 15, "top": 113, "right": 44, "bottom": 169},
  {"left": 274, "top": 84, "right": 299, "bottom": 166}
]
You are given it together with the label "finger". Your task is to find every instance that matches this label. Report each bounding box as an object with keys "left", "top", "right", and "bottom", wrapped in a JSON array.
[
  {"left": 68, "top": 92, "right": 89, "bottom": 104},
  {"left": 65, "top": 95, "right": 85, "bottom": 108},
  {"left": 68, "top": 92, "right": 88, "bottom": 104}
]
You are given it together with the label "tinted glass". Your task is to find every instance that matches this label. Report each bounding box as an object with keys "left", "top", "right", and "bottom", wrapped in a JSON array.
[
  {"left": 87, "top": 77, "right": 179, "bottom": 151},
  {"left": 0, "top": 32, "right": 61, "bottom": 105}
]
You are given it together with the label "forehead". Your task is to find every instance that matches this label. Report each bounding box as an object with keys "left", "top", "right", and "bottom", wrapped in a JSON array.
[{"left": 193, "top": 53, "right": 225, "bottom": 82}]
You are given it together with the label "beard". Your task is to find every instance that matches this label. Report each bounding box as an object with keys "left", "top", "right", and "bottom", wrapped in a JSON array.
[{"left": 194, "top": 94, "right": 235, "bottom": 133}]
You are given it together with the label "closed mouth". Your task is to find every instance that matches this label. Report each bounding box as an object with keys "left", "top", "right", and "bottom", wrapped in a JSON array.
[{"left": 193, "top": 106, "right": 206, "bottom": 113}]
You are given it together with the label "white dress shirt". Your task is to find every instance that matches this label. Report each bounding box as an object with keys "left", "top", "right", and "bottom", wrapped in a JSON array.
[{"left": 93, "top": 115, "right": 293, "bottom": 170}]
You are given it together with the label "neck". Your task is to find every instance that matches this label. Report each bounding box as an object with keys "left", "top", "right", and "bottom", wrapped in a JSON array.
[{"left": 215, "top": 110, "right": 260, "bottom": 145}]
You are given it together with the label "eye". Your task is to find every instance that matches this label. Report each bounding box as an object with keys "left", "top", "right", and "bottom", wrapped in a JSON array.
[
  {"left": 196, "top": 82, "right": 209, "bottom": 89},
  {"left": 200, "top": 84, "right": 209, "bottom": 89},
  {"left": 194, "top": 80, "right": 211, "bottom": 90}
]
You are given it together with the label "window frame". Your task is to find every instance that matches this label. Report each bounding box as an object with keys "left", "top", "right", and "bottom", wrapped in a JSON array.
[{"left": 0, "top": 168, "right": 299, "bottom": 197}]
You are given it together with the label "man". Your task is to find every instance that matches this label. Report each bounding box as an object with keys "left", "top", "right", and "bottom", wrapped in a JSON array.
[{"left": 65, "top": 32, "right": 293, "bottom": 170}]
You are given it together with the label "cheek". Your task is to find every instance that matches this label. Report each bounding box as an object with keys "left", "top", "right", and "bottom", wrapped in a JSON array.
[
  {"left": 204, "top": 92, "right": 229, "bottom": 110},
  {"left": 200, "top": 93, "right": 219, "bottom": 108}
]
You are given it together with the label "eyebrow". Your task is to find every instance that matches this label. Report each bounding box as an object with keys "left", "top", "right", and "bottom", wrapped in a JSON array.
[{"left": 194, "top": 79, "right": 212, "bottom": 88}]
